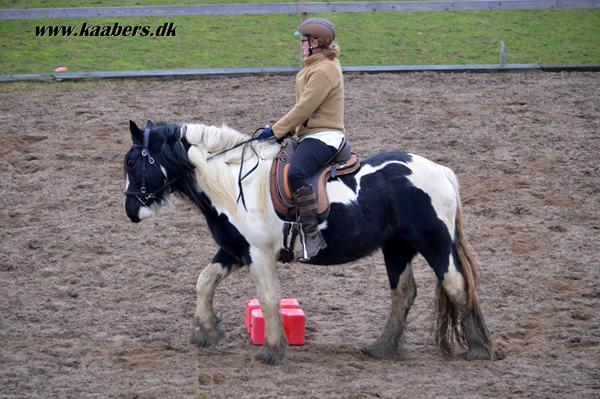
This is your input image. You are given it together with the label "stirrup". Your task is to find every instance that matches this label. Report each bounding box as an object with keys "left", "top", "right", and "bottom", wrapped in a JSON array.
[
  {"left": 296, "top": 221, "right": 326, "bottom": 262},
  {"left": 294, "top": 185, "right": 327, "bottom": 262},
  {"left": 297, "top": 223, "right": 310, "bottom": 263}
]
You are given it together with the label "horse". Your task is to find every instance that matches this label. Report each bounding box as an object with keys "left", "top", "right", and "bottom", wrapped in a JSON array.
[{"left": 123, "top": 120, "right": 493, "bottom": 365}]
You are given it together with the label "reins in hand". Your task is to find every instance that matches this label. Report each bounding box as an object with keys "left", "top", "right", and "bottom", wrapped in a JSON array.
[{"left": 206, "top": 127, "right": 268, "bottom": 211}]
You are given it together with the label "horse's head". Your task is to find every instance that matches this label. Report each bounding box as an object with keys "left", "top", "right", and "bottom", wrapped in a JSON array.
[{"left": 124, "top": 120, "right": 184, "bottom": 223}]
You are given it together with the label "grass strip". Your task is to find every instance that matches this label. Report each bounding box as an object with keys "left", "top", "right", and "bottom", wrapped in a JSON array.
[{"left": 1, "top": 9, "right": 599, "bottom": 74}]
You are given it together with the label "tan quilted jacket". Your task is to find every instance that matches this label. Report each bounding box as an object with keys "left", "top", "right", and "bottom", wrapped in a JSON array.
[{"left": 273, "top": 53, "right": 344, "bottom": 139}]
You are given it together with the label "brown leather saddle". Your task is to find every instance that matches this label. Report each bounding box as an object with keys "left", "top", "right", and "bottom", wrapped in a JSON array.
[{"left": 269, "top": 138, "right": 360, "bottom": 222}]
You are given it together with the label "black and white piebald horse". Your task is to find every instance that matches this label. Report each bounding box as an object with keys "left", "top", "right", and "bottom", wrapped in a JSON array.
[{"left": 123, "top": 120, "right": 493, "bottom": 365}]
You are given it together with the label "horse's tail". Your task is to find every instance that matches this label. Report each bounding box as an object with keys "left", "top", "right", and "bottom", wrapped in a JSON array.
[{"left": 435, "top": 167, "right": 493, "bottom": 358}]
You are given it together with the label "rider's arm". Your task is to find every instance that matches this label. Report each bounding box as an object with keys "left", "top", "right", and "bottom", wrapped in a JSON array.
[{"left": 272, "top": 69, "right": 333, "bottom": 139}]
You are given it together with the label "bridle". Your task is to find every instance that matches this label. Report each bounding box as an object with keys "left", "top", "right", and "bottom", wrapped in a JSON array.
[
  {"left": 124, "top": 127, "right": 181, "bottom": 207},
  {"left": 124, "top": 124, "right": 274, "bottom": 211}
]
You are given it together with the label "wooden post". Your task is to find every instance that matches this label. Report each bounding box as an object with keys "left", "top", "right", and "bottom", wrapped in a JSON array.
[
  {"left": 299, "top": 11, "right": 308, "bottom": 64},
  {"left": 499, "top": 41, "right": 507, "bottom": 67}
]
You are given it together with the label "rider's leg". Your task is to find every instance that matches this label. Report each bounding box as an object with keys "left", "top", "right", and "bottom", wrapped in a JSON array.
[
  {"left": 288, "top": 138, "right": 338, "bottom": 260},
  {"left": 294, "top": 185, "right": 326, "bottom": 260}
]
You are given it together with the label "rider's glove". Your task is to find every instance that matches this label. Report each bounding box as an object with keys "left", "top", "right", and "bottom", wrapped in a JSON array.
[{"left": 257, "top": 125, "right": 274, "bottom": 140}]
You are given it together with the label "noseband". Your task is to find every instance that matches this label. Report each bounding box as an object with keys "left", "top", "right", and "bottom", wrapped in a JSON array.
[{"left": 124, "top": 128, "right": 180, "bottom": 207}]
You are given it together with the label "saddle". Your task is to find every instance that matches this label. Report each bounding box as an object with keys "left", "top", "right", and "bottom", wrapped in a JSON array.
[{"left": 269, "top": 138, "right": 360, "bottom": 222}]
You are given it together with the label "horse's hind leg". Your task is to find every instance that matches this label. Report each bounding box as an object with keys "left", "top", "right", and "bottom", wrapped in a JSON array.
[
  {"left": 421, "top": 234, "right": 493, "bottom": 360},
  {"left": 361, "top": 240, "right": 417, "bottom": 358},
  {"left": 450, "top": 240, "right": 493, "bottom": 361},
  {"left": 192, "top": 248, "right": 242, "bottom": 347}
]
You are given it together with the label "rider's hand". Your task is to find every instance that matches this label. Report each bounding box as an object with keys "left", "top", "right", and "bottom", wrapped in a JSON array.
[
  {"left": 276, "top": 134, "right": 288, "bottom": 144},
  {"left": 257, "top": 125, "right": 274, "bottom": 140}
]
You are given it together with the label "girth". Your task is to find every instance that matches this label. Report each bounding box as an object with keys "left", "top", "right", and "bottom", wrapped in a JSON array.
[{"left": 269, "top": 137, "right": 360, "bottom": 222}]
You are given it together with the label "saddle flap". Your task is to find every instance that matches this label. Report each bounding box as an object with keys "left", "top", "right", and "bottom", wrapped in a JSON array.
[
  {"left": 313, "top": 152, "right": 360, "bottom": 215},
  {"left": 269, "top": 138, "right": 360, "bottom": 221},
  {"left": 270, "top": 139, "right": 297, "bottom": 217},
  {"left": 282, "top": 164, "right": 293, "bottom": 200}
]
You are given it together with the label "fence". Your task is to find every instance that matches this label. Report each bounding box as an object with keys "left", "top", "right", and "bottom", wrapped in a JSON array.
[
  {"left": 1, "top": 0, "right": 599, "bottom": 19},
  {"left": 1, "top": 0, "right": 599, "bottom": 82}
]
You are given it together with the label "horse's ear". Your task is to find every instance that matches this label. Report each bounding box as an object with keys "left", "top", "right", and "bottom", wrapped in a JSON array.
[
  {"left": 145, "top": 120, "right": 154, "bottom": 129},
  {"left": 129, "top": 120, "right": 143, "bottom": 145}
]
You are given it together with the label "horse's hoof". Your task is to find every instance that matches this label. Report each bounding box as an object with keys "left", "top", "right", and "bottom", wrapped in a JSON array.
[
  {"left": 360, "top": 342, "right": 399, "bottom": 359},
  {"left": 464, "top": 346, "right": 492, "bottom": 361},
  {"left": 255, "top": 342, "right": 286, "bottom": 365},
  {"left": 191, "top": 317, "right": 224, "bottom": 347}
]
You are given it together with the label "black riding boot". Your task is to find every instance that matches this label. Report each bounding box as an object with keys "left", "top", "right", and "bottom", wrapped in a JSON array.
[{"left": 295, "top": 185, "right": 327, "bottom": 262}]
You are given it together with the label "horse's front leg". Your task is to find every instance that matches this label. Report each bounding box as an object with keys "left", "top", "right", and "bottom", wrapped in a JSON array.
[
  {"left": 249, "top": 246, "right": 287, "bottom": 365},
  {"left": 192, "top": 248, "right": 242, "bottom": 347}
]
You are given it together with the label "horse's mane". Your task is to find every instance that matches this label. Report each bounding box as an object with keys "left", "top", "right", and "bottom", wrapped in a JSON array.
[
  {"left": 183, "top": 123, "right": 279, "bottom": 214},
  {"left": 184, "top": 123, "right": 281, "bottom": 161}
]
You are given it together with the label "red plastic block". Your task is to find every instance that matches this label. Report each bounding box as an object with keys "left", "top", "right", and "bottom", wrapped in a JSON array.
[
  {"left": 281, "top": 308, "right": 305, "bottom": 346},
  {"left": 246, "top": 298, "right": 299, "bottom": 332},
  {"left": 250, "top": 309, "right": 265, "bottom": 345},
  {"left": 245, "top": 298, "right": 261, "bottom": 333},
  {"left": 280, "top": 298, "right": 301, "bottom": 309},
  {"left": 246, "top": 298, "right": 305, "bottom": 346}
]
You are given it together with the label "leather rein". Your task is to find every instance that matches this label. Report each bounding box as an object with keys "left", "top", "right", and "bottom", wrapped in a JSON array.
[
  {"left": 206, "top": 127, "right": 267, "bottom": 211},
  {"left": 124, "top": 125, "right": 270, "bottom": 210}
]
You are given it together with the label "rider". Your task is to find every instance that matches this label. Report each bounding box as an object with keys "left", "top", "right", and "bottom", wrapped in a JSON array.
[{"left": 259, "top": 18, "right": 346, "bottom": 261}]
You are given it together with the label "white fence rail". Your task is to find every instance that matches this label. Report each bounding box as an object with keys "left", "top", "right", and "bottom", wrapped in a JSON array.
[
  {"left": 2, "top": 64, "right": 599, "bottom": 83},
  {"left": 1, "top": 0, "right": 599, "bottom": 19}
]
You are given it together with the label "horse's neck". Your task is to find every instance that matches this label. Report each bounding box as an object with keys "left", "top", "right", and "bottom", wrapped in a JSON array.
[
  {"left": 182, "top": 123, "right": 278, "bottom": 216},
  {"left": 184, "top": 123, "right": 249, "bottom": 154},
  {"left": 184, "top": 123, "right": 279, "bottom": 161}
]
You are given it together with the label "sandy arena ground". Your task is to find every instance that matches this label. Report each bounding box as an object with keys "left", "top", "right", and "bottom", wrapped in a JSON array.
[{"left": 0, "top": 71, "right": 598, "bottom": 398}]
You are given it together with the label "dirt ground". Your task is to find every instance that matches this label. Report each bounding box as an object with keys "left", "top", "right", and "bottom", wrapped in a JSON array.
[{"left": 0, "top": 71, "right": 598, "bottom": 399}]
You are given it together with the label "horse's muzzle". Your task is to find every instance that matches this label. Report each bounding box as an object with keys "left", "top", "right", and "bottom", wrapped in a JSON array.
[{"left": 125, "top": 197, "right": 141, "bottom": 223}]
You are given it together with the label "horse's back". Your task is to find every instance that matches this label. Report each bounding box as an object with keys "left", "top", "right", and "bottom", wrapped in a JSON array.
[
  {"left": 329, "top": 150, "right": 459, "bottom": 237},
  {"left": 361, "top": 151, "right": 458, "bottom": 200}
]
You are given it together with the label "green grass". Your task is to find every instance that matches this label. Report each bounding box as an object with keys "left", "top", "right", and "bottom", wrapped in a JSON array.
[
  {"left": 0, "top": 5, "right": 599, "bottom": 74},
  {"left": 0, "top": 0, "right": 431, "bottom": 6}
]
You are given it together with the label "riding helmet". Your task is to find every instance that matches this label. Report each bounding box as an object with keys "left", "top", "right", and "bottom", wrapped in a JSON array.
[{"left": 295, "top": 18, "right": 336, "bottom": 45}]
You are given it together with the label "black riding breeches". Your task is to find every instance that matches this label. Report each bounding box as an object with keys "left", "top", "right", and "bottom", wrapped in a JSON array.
[{"left": 288, "top": 137, "right": 339, "bottom": 193}]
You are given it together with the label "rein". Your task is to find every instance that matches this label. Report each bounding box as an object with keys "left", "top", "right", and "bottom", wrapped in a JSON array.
[
  {"left": 206, "top": 134, "right": 260, "bottom": 161},
  {"left": 206, "top": 127, "right": 266, "bottom": 211},
  {"left": 125, "top": 125, "right": 270, "bottom": 211}
]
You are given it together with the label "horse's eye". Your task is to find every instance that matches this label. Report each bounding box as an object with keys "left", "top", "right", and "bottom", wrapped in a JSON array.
[{"left": 126, "top": 159, "right": 135, "bottom": 167}]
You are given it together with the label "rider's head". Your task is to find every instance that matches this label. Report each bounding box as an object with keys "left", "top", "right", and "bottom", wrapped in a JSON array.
[{"left": 295, "top": 18, "right": 339, "bottom": 59}]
